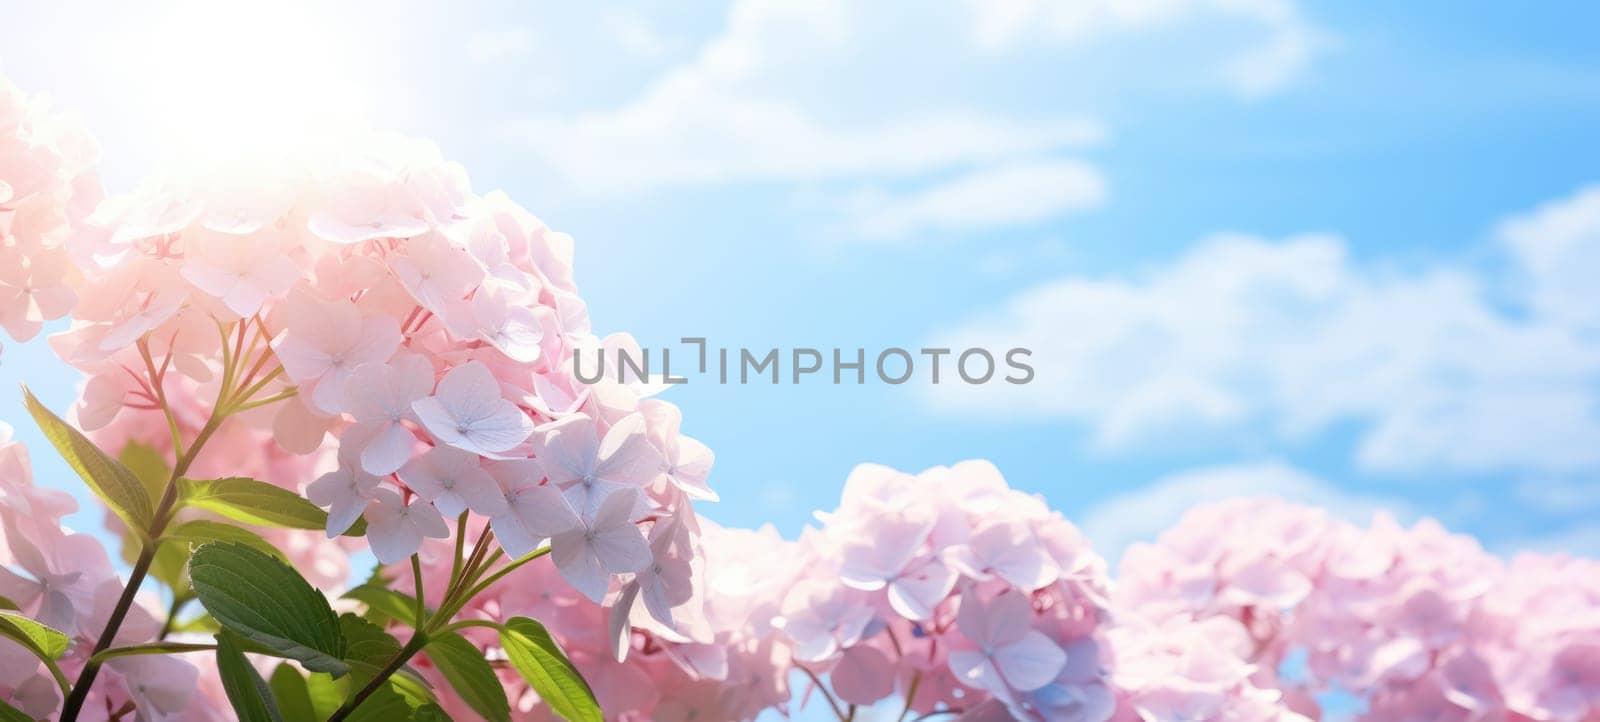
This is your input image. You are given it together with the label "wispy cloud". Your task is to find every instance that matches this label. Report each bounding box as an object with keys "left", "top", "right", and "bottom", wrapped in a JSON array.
[
  {"left": 499, "top": 0, "right": 1320, "bottom": 195},
  {"left": 962, "top": 0, "right": 1323, "bottom": 96},
  {"left": 467, "top": 26, "right": 535, "bottom": 64},
  {"left": 846, "top": 160, "right": 1106, "bottom": 242},
  {"left": 925, "top": 186, "right": 1600, "bottom": 476}
]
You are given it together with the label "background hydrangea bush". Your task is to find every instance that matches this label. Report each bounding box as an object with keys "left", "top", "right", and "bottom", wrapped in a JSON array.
[{"left": 1, "top": 73, "right": 1597, "bottom": 722}]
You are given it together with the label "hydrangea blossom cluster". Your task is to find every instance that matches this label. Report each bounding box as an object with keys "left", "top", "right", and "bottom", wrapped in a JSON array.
[
  {"left": 0, "top": 75, "right": 101, "bottom": 354},
  {"left": 0, "top": 428, "right": 228, "bottom": 720},
  {"left": 1116, "top": 498, "right": 1600, "bottom": 722},
  {"left": 52, "top": 132, "right": 716, "bottom": 611},
  {"left": 769, "top": 461, "right": 1117, "bottom": 721}
]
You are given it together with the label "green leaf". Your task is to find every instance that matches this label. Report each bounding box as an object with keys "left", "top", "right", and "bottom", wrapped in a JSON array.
[
  {"left": 0, "top": 594, "right": 18, "bottom": 611},
  {"left": 0, "top": 612, "right": 68, "bottom": 661},
  {"left": 268, "top": 663, "right": 318, "bottom": 722},
  {"left": 427, "top": 632, "right": 510, "bottom": 722},
  {"left": 344, "top": 585, "right": 427, "bottom": 628},
  {"left": 156, "top": 520, "right": 290, "bottom": 590},
  {"left": 338, "top": 614, "right": 402, "bottom": 686},
  {"left": 338, "top": 615, "right": 433, "bottom": 708},
  {"left": 0, "top": 697, "right": 34, "bottom": 722},
  {"left": 411, "top": 704, "right": 453, "bottom": 722},
  {"left": 167, "top": 520, "right": 290, "bottom": 564},
  {"left": 171, "top": 611, "right": 221, "bottom": 635},
  {"left": 304, "top": 673, "right": 345, "bottom": 720},
  {"left": 118, "top": 442, "right": 175, "bottom": 578},
  {"left": 216, "top": 632, "right": 284, "bottom": 722},
  {"left": 179, "top": 477, "right": 329, "bottom": 531},
  {"left": 23, "top": 386, "right": 153, "bottom": 531},
  {"left": 500, "top": 617, "right": 602, "bottom": 722},
  {"left": 89, "top": 641, "right": 215, "bottom": 664},
  {"left": 340, "top": 681, "right": 416, "bottom": 722},
  {"left": 189, "top": 542, "right": 348, "bottom": 677},
  {"left": 119, "top": 441, "right": 171, "bottom": 499}
]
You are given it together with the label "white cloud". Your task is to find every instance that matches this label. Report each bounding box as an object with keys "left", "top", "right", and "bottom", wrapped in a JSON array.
[
  {"left": 501, "top": 0, "right": 1319, "bottom": 195},
  {"left": 602, "top": 9, "right": 670, "bottom": 59},
  {"left": 1078, "top": 461, "right": 1407, "bottom": 561},
  {"left": 849, "top": 160, "right": 1106, "bottom": 241},
  {"left": 963, "top": 0, "right": 1321, "bottom": 96},
  {"left": 1497, "top": 184, "right": 1600, "bottom": 333},
  {"left": 510, "top": 96, "right": 1100, "bottom": 193},
  {"left": 926, "top": 187, "right": 1600, "bottom": 475},
  {"left": 468, "top": 26, "right": 535, "bottom": 64}
]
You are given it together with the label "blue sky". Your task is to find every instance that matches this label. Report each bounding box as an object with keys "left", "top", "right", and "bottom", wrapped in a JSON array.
[{"left": 3, "top": 0, "right": 1599, "bottom": 578}]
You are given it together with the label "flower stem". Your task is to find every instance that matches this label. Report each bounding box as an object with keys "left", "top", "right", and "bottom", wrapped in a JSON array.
[
  {"left": 60, "top": 324, "right": 279, "bottom": 721},
  {"left": 325, "top": 632, "right": 430, "bottom": 722},
  {"left": 800, "top": 666, "right": 849, "bottom": 721},
  {"left": 897, "top": 671, "right": 923, "bottom": 722}
]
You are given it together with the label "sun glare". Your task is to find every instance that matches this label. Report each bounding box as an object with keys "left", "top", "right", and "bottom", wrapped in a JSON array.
[{"left": 110, "top": 1, "right": 373, "bottom": 172}]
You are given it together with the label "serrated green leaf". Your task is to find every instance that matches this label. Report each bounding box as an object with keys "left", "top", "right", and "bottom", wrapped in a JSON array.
[
  {"left": 338, "top": 615, "right": 433, "bottom": 708},
  {"left": 343, "top": 585, "right": 427, "bottom": 628},
  {"left": 268, "top": 663, "right": 318, "bottom": 722},
  {"left": 500, "top": 617, "right": 601, "bottom": 722},
  {"left": 179, "top": 477, "right": 328, "bottom": 530},
  {"left": 340, "top": 680, "right": 415, "bottom": 722},
  {"left": 166, "top": 520, "right": 290, "bottom": 565},
  {"left": 338, "top": 614, "right": 402, "bottom": 685},
  {"left": 0, "top": 697, "right": 33, "bottom": 722},
  {"left": 23, "top": 386, "right": 153, "bottom": 531},
  {"left": 153, "top": 513, "right": 292, "bottom": 594},
  {"left": 0, "top": 611, "right": 68, "bottom": 661},
  {"left": 216, "top": 632, "right": 284, "bottom": 722},
  {"left": 427, "top": 632, "right": 510, "bottom": 722},
  {"left": 119, "top": 441, "right": 171, "bottom": 499},
  {"left": 189, "top": 542, "right": 348, "bottom": 677}
]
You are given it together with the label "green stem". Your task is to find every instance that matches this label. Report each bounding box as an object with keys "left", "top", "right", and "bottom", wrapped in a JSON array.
[
  {"left": 60, "top": 414, "right": 222, "bottom": 720},
  {"left": 447, "top": 512, "right": 468, "bottom": 592},
  {"left": 440, "top": 619, "right": 502, "bottom": 635},
  {"left": 61, "top": 320, "right": 291, "bottom": 721},
  {"left": 410, "top": 556, "right": 427, "bottom": 628},
  {"left": 325, "top": 633, "right": 429, "bottom": 722},
  {"left": 156, "top": 594, "right": 190, "bottom": 641},
  {"left": 445, "top": 547, "right": 548, "bottom": 622}
]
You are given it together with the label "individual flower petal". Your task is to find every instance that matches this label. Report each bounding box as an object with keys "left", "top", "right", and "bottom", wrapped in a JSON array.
[{"left": 412, "top": 360, "right": 534, "bottom": 456}]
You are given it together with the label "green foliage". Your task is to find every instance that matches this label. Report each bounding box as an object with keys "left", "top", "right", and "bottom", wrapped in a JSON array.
[
  {"left": 180, "top": 477, "right": 334, "bottom": 531},
  {"left": 0, "top": 611, "right": 69, "bottom": 661},
  {"left": 216, "top": 632, "right": 284, "bottom": 722},
  {"left": 268, "top": 663, "right": 319, "bottom": 722},
  {"left": 189, "top": 542, "right": 348, "bottom": 677},
  {"left": 303, "top": 672, "right": 346, "bottom": 720},
  {"left": 427, "top": 632, "right": 511, "bottom": 722},
  {"left": 500, "top": 617, "right": 602, "bottom": 722},
  {"left": 0, "top": 698, "right": 34, "bottom": 722},
  {"left": 119, "top": 441, "right": 170, "bottom": 499},
  {"left": 155, "top": 519, "right": 287, "bottom": 591},
  {"left": 343, "top": 584, "right": 428, "bottom": 628},
  {"left": 337, "top": 614, "right": 434, "bottom": 708},
  {"left": 23, "top": 387, "right": 153, "bottom": 532}
]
